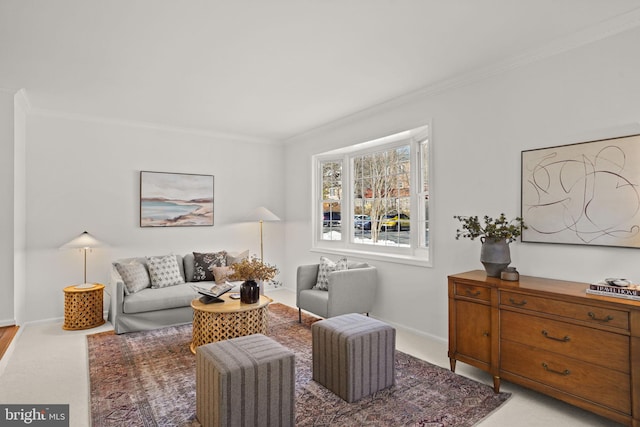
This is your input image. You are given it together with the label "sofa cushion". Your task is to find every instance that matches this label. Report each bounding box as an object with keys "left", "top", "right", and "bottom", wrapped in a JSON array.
[
  {"left": 314, "top": 256, "right": 348, "bottom": 291},
  {"left": 123, "top": 282, "right": 199, "bottom": 314},
  {"left": 147, "top": 254, "right": 184, "bottom": 288},
  {"left": 114, "top": 262, "right": 150, "bottom": 295},
  {"left": 192, "top": 251, "right": 227, "bottom": 282}
]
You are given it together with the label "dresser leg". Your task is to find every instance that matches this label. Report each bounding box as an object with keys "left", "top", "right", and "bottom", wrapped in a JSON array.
[
  {"left": 449, "top": 358, "right": 456, "bottom": 372},
  {"left": 493, "top": 376, "right": 501, "bottom": 393}
]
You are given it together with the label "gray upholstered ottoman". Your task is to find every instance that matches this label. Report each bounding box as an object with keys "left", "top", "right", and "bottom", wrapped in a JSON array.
[
  {"left": 196, "top": 333, "right": 295, "bottom": 427},
  {"left": 312, "top": 313, "right": 396, "bottom": 402}
]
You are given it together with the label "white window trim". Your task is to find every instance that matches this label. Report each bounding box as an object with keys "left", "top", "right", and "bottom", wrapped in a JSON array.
[{"left": 311, "top": 124, "right": 432, "bottom": 267}]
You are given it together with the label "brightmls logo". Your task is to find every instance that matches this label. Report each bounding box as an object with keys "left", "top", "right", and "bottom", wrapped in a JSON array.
[{"left": 0, "top": 405, "right": 68, "bottom": 426}]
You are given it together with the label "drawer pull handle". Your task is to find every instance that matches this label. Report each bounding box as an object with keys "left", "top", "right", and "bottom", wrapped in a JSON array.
[
  {"left": 465, "top": 289, "right": 481, "bottom": 297},
  {"left": 542, "top": 362, "right": 570, "bottom": 376},
  {"left": 482, "top": 331, "right": 490, "bottom": 337},
  {"left": 587, "top": 312, "right": 614, "bottom": 322},
  {"left": 541, "top": 330, "right": 570, "bottom": 342},
  {"left": 509, "top": 298, "right": 527, "bottom": 306}
]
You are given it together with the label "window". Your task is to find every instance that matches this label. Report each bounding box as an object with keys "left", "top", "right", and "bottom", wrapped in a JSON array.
[{"left": 313, "top": 125, "right": 431, "bottom": 265}]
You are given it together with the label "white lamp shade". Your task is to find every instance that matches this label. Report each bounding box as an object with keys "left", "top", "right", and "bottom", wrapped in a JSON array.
[
  {"left": 59, "top": 231, "right": 105, "bottom": 249},
  {"left": 244, "top": 206, "right": 281, "bottom": 222}
]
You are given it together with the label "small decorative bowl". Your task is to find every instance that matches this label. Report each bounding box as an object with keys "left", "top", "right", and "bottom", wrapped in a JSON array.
[{"left": 501, "top": 267, "right": 519, "bottom": 281}]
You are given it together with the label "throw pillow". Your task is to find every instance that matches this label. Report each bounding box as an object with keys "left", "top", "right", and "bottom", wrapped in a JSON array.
[
  {"left": 313, "top": 256, "right": 348, "bottom": 291},
  {"left": 211, "top": 265, "right": 234, "bottom": 284},
  {"left": 114, "top": 262, "right": 150, "bottom": 295},
  {"left": 192, "top": 251, "right": 227, "bottom": 282},
  {"left": 146, "top": 254, "right": 183, "bottom": 288},
  {"left": 226, "top": 249, "right": 250, "bottom": 265}
]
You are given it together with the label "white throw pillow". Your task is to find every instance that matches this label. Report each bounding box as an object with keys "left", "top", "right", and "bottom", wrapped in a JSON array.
[
  {"left": 226, "top": 249, "right": 250, "bottom": 265},
  {"left": 146, "top": 254, "right": 183, "bottom": 288},
  {"left": 313, "top": 256, "right": 348, "bottom": 291},
  {"left": 115, "top": 262, "right": 150, "bottom": 295}
]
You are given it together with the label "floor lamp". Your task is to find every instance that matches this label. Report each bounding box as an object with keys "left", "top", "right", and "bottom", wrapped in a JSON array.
[
  {"left": 245, "top": 207, "right": 280, "bottom": 262},
  {"left": 60, "top": 231, "right": 106, "bottom": 288}
]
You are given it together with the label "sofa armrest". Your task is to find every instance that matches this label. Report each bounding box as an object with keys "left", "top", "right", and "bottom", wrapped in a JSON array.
[
  {"left": 296, "top": 264, "right": 319, "bottom": 304},
  {"left": 108, "top": 264, "right": 126, "bottom": 332},
  {"left": 326, "top": 266, "right": 377, "bottom": 317}
]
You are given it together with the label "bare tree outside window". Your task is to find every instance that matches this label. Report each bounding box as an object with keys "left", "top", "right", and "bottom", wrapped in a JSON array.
[{"left": 354, "top": 146, "right": 410, "bottom": 244}]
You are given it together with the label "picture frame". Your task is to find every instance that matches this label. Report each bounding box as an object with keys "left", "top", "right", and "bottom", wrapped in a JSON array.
[
  {"left": 140, "top": 171, "right": 214, "bottom": 227},
  {"left": 521, "top": 134, "right": 640, "bottom": 248}
]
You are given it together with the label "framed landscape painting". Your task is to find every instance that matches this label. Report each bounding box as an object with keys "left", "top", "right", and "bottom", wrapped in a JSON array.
[
  {"left": 140, "top": 171, "right": 214, "bottom": 227},
  {"left": 521, "top": 134, "right": 640, "bottom": 248}
]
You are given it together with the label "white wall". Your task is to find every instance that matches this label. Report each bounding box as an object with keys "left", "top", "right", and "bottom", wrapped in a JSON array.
[
  {"left": 284, "top": 27, "right": 640, "bottom": 342},
  {"left": 21, "top": 113, "right": 285, "bottom": 323},
  {"left": 13, "top": 91, "right": 27, "bottom": 325},
  {"left": 0, "top": 89, "right": 15, "bottom": 326}
]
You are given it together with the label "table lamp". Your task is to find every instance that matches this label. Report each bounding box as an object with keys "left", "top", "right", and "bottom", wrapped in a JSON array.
[
  {"left": 60, "top": 231, "right": 106, "bottom": 288},
  {"left": 244, "top": 207, "right": 280, "bottom": 261}
]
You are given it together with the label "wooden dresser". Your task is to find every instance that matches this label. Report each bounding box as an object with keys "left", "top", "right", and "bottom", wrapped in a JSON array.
[{"left": 448, "top": 270, "right": 640, "bottom": 427}]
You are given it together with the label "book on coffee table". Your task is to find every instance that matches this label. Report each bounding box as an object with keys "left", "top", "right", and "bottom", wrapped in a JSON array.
[{"left": 191, "top": 282, "right": 233, "bottom": 298}]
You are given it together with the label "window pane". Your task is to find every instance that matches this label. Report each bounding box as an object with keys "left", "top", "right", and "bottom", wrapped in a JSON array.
[
  {"left": 420, "top": 138, "right": 429, "bottom": 248},
  {"left": 352, "top": 145, "right": 410, "bottom": 248},
  {"left": 321, "top": 160, "right": 342, "bottom": 241}
]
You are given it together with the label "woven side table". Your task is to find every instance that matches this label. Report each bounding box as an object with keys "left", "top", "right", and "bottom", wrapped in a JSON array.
[
  {"left": 190, "top": 294, "right": 272, "bottom": 354},
  {"left": 63, "top": 283, "right": 106, "bottom": 330}
]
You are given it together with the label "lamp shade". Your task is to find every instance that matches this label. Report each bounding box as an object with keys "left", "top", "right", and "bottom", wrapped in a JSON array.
[
  {"left": 59, "top": 231, "right": 105, "bottom": 249},
  {"left": 244, "top": 206, "right": 281, "bottom": 222}
]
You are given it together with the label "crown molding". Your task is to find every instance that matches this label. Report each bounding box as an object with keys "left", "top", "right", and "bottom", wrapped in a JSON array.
[
  {"left": 283, "top": 7, "right": 640, "bottom": 145},
  {"left": 27, "top": 107, "right": 277, "bottom": 145}
]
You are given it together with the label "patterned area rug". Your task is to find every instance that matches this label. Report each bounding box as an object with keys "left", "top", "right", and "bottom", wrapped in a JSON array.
[{"left": 88, "top": 304, "right": 510, "bottom": 426}]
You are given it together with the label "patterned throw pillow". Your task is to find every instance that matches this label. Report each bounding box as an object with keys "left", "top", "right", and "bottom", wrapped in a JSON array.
[
  {"left": 146, "top": 254, "right": 183, "bottom": 288},
  {"left": 192, "top": 251, "right": 227, "bottom": 282},
  {"left": 313, "top": 256, "right": 348, "bottom": 291},
  {"left": 114, "top": 262, "right": 150, "bottom": 295}
]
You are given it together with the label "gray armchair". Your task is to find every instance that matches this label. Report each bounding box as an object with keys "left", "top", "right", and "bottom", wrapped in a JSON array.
[{"left": 296, "top": 262, "right": 377, "bottom": 322}]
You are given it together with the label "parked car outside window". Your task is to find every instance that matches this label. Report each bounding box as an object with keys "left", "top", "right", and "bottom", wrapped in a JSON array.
[
  {"left": 323, "top": 211, "right": 341, "bottom": 227},
  {"left": 381, "top": 213, "right": 410, "bottom": 231},
  {"left": 354, "top": 215, "right": 371, "bottom": 230}
]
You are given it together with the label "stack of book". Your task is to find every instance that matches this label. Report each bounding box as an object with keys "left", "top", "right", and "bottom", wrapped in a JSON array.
[{"left": 586, "top": 279, "right": 640, "bottom": 301}]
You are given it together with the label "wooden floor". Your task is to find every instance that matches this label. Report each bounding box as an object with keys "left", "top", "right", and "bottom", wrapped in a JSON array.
[{"left": 0, "top": 325, "right": 19, "bottom": 360}]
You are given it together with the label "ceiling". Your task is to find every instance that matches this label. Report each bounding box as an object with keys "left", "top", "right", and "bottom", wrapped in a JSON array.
[{"left": 2, "top": 1, "right": 640, "bottom": 143}]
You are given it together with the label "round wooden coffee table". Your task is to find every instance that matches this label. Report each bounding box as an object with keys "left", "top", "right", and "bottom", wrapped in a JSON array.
[{"left": 190, "top": 293, "right": 273, "bottom": 353}]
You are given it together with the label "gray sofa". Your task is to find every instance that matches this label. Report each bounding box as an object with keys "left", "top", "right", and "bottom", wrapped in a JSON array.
[{"left": 108, "top": 253, "right": 241, "bottom": 334}]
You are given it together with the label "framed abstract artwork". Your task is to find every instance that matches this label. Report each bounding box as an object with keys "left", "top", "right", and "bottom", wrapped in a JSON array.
[
  {"left": 140, "top": 171, "right": 214, "bottom": 227},
  {"left": 521, "top": 134, "right": 640, "bottom": 248}
]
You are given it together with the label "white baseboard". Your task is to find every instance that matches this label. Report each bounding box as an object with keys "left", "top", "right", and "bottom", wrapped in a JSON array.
[{"left": 0, "top": 318, "right": 16, "bottom": 328}]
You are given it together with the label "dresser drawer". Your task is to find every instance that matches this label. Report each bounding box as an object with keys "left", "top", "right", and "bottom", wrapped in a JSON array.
[
  {"left": 501, "top": 340, "right": 631, "bottom": 414},
  {"left": 501, "top": 291, "right": 629, "bottom": 330},
  {"left": 501, "top": 311, "right": 629, "bottom": 371},
  {"left": 454, "top": 282, "right": 490, "bottom": 301}
]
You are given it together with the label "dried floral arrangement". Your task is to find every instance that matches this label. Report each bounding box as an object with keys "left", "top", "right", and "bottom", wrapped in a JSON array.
[{"left": 228, "top": 256, "right": 279, "bottom": 281}]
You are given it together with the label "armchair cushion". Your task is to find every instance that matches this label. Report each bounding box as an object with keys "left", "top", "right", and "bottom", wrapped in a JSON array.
[{"left": 314, "top": 256, "right": 348, "bottom": 290}]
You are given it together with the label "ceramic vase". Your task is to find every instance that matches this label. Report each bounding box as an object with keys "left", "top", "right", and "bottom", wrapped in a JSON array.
[
  {"left": 240, "top": 280, "right": 260, "bottom": 304},
  {"left": 480, "top": 237, "right": 511, "bottom": 277}
]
